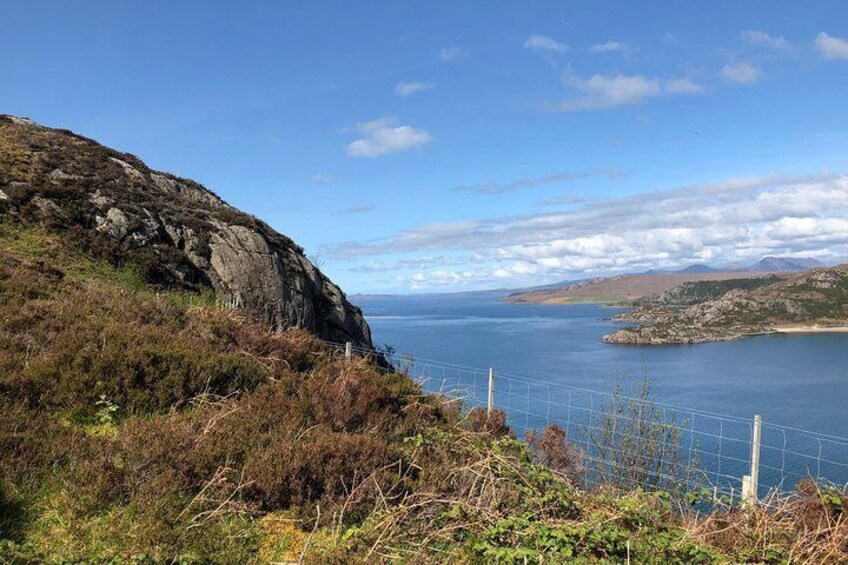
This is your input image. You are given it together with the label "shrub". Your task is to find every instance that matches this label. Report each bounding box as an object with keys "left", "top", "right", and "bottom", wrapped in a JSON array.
[
  {"left": 526, "top": 423, "right": 583, "bottom": 485},
  {"left": 589, "top": 378, "right": 692, "bottom": 492},
  {"left": 465, "top": 407, "right": 513, "bottom": 438}
]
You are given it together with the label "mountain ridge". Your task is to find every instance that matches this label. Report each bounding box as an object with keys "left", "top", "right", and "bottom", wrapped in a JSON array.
[{"left": 504, "top": 257, "right": 827, "bottom": 305}]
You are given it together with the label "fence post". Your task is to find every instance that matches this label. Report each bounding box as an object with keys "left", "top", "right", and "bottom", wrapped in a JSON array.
[
  {"left": 751, "top": 414, "right": 762, "bottom": 501},
  {"left": 345, "top": 342, "right": 352, "bottom": 361},
  {"left": 743, "top": 414, "right": 762, "bottom": 504},
  {"left": 487, "top": 368, "right": 495, "bottom": 415}
]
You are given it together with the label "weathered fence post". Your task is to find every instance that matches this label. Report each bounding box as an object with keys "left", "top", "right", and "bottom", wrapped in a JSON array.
[
  {"left": 487, "top": 368, "right": 495, "bottom": 415},
  {"left": 742, "top": 414, "right": 762, "bottom": 504},
  {"left": 345, "top": 342, "right": 352, "bottom": 361}
]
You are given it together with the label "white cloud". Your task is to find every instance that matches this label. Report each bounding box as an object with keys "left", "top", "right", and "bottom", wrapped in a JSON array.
[
  {"left": 720, "top": 61, "right": 761, "bottom": 84},
  {"left": 556, "top": 73, "right": 662, "bottom": 111},
  {"left": 309, "top": 173, "right": 335, "bottom": 184},
  {"left": 438, "top": 46, "right": 467, "bottom": 61},
  {"left": 394, "top": 81, "right": 436, "bottom": 97},
  {"left": 815, "top": 32, "right": 848, "bottom": 60},
  {"left": 524, "top": 34, "right": 569, "bottom": 54},
  {"left": 328, "top": 173, "right": 848, "bottom": 290},
  {"left": 350, "top": 255, "right": 471, "bottom": 273},
  {"left": 665, "top": 78, "right": 705, "bottom": 94},
  {"left": 741, "top": 30, "right": 790, "bottom": 50},
  {"left": 346, "top": 117, "right": 433, "bottom": 158},
  {"left": 553, "top": 72, "right": 701, "bottom": 112},
  {"left": 590, "top": 40, "right": 631, "bottom": 54}
]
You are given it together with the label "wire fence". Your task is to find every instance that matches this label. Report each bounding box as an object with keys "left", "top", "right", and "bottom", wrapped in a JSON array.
[{"left": 326, "top": 341, "right": 848, "bottom": 505}]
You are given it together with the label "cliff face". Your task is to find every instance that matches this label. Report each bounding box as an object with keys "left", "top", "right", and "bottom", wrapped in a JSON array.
[{"left": 0, "top": 115, "right": 372, "bottom": 347}]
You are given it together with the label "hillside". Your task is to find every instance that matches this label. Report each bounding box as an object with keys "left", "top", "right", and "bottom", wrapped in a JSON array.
[
  {"left": 0, "top": 115, "right": 370, "bottom": 347},
  {"left": 504, "top": 271, "right": 787, "bottom": 305},
  {"left": 1, "top": 119, "right": 845, "bottom": 563},
  {"left": 1, "top": 223, "right": 845, "bottom": 563},
  {"left": 629, "top": 276, "right": 786, "bottom": 309},
  {"left": 604, "top": 266, "right": 848, "bottom": 345}
]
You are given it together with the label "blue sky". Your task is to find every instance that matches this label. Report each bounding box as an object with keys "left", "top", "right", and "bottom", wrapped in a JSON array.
[{"left": 3, "top": 1, "right": 848, "bottom": 293}]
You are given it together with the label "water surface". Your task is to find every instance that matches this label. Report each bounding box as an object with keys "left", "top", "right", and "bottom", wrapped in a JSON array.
[{"left": 360, "top": 292, "right": 848, "bottom": 490}]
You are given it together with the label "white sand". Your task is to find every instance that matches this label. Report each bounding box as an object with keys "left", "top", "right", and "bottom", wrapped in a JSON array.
[{"left": 774, "top": 326, "right": 848, "bottom": 334}]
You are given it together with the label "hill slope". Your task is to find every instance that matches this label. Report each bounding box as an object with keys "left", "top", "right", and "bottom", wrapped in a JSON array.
[
  {"left": 1, "top": 223, "right": 844, "bottom": 563},
  {"left": 604, "top": 265, "right": 848, "bottom": 344},
  {"left": 0, "top": 115, "right": 370, "bottom": 346},
  {"left": 504, "top": 272, "right": 786, "bottom": 305}
]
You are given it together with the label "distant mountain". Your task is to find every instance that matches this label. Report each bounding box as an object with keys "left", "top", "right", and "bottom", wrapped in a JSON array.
[
  {"left": 741, "top": 257, "right": 826, "bottom": 272},
  {"left": 676, "top": 264, "right": 722, "bottom": 274},
  {"left": 505, "top": 256, "right": 827, "bottom": 306},
  {"left": 641, "top": 264, "right": 721, "bottom": 275},
  {"left": 644, "top": 257, "right": 823, "bottom": 276}
]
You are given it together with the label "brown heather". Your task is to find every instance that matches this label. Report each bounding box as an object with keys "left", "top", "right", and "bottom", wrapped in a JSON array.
[{"left": 0, "top": 223, "right": 846, "bottom": 563}]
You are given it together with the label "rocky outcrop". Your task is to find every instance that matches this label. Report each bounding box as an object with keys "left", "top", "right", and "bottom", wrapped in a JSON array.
[
  {"left": 603, "top": 266, "right": 848, "bottom": 345},
  {"left": 0, "top": 115, "right": 372, "bottom": 347}
]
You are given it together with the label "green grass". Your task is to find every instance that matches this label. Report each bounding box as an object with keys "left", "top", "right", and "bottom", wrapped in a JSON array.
[{"left": 0, "top": 220, "right": 222, "bottom": 306}]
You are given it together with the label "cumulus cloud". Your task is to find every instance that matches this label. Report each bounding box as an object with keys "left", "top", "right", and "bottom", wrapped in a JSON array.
[
  {"left": 394, "top": 81, "right": 436, "bottom": 97},
  {"left": 665, "top": 78, "right": 705, "bottom": 94},
  {"left": 327, "top": 173, "right": 848, "bottom": 290},
  {"left": 438, "top": 46, "right": 467, "bottom": 61},
  {"left": 454, "top": 169, "right": 623, "bottom": 194},
  {"left": 555, "top": 73, "right": 662, "bottom": 111},
  {"left": 524, "top": 34, "right": 569, "bottom": 54},
  {"left": 741, "top": 30, "right": 791, "bottom": 50},
  {"left": 309, "top": 173, "right": 335, "bottom": 184},
  {"left": 815, "top": 32, "right": 848, "bottom": 60},
  {"left": 720, "top": 61, "right": 761, "bottom": 84},
  {"left": 590, "top": 40, "right": 631, "bottom": 54},
  {"left": 553, "top": 72, "right": 702, "bottom": 111},
  {"left": 346, "top": 117, "right": 432, "bottom": 157},
  {"left": 350, "top": 255, "right": 471, "bottom": 273}
]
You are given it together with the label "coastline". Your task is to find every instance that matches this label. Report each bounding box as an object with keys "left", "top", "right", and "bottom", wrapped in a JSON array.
[{"left": 774, "top": 326, "right": 848, "bottom": 334}]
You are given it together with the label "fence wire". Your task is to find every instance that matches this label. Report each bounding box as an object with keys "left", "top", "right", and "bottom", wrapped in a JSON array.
[{"left": 326, "top": 341, "right": 848, "bottom": 502}]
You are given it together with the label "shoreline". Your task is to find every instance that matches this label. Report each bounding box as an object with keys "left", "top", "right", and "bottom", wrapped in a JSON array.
[{"left": 774, "top": 326, "right": 848, "bottom": 334}]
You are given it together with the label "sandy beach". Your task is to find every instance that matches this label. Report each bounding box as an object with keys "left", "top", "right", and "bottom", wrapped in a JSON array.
[{"left": 775, "top": 326, "right": 848, "bottom": 334}]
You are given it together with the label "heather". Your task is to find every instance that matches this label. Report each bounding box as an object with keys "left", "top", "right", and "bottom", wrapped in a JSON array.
[{"left": 0, "top": 223, "right": 846, "bottom": 563}]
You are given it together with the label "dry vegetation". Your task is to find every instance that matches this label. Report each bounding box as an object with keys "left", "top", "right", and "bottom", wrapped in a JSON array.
[
  {"left": 0, "top": 222, "right": 846, "bottom": 563},
  {"left": 504, "top": 273, "right": 787, "bottom": 305}
]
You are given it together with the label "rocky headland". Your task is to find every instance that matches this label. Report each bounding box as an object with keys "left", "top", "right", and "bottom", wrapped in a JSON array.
[
  {"left": 0, "top": 115, "right": 371, "bottom": 346},
  {"left": 603, "top": 267, "right": 848, "bottom": 345}
]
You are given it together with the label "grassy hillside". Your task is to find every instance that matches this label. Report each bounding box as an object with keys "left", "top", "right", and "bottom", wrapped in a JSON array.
[
  {"left": 0, "top": 222, "right": 846, "bottom": 563},
  {"left": 632, "top": 276, "right": 785, "bottom": 308}
]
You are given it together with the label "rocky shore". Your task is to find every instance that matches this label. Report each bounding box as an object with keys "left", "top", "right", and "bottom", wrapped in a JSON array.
[{"left": 602, "top": 267, "right": 848, "bottom": 345}]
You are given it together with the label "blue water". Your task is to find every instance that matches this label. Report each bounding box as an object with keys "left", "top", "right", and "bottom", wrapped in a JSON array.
[{"left": 359, "top": 292, "right": 848, "bottom": 491}]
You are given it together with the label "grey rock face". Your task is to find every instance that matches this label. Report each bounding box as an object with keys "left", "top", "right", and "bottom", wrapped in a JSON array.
[
  {"left": 0, "top": 115, "right": 372, "bottom": 348},
  {"left": 96, "top": 207, "right": 130, "bottom": 239}
]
